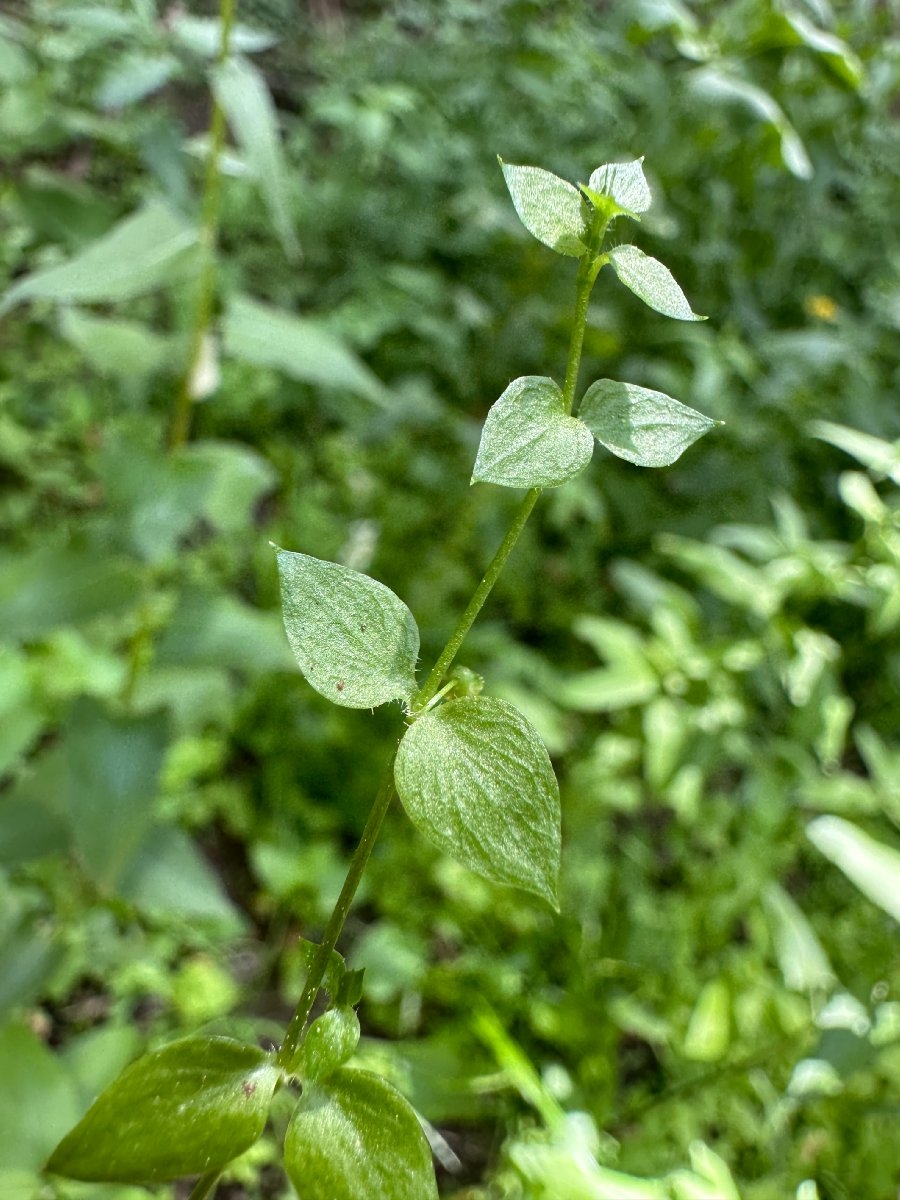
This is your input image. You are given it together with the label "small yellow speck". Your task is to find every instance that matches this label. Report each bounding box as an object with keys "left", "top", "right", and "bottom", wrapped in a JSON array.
[{"left": 805, "top": 294, "right": 839, "bottom": 322}]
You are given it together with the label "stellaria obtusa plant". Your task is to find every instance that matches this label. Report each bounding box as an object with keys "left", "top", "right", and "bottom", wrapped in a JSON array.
[{"left": 46, "top": 156, "right": 718, "bottom": 1200}]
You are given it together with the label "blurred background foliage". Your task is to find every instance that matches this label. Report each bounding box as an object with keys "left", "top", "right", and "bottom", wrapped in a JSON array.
[{"left": 1, "top": 0, "right": 899, "bottom": 1197}]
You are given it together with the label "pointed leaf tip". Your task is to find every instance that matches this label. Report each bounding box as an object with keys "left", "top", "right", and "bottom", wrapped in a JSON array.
[
  {"left": 395, "top": 696, "right": 561, "bottom": 905},
  {"left": 277, "top": 550, "right": 419, "bottom": 709},
  {"left": 472, "top": 376, "right": 594, "bottom": 488}
]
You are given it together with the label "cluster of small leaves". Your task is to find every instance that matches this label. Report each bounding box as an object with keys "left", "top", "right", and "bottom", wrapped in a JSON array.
[{"left": 487, "top": 159, "right": 715, "bottom": 488}]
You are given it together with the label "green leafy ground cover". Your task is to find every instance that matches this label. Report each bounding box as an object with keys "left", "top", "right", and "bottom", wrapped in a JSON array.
[{"left": 1, "top": 0, "right": 899, "bottom": 1196}]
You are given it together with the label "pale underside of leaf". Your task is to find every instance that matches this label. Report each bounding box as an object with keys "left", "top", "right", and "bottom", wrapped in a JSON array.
[
  {"left": 394, "top": 696, "right": 560, "bottom": 905},
  {"left": 579, "top": 378, "right": 717, "bottom": 468},
  {"left": 607, "top": 244, "right": 705, "bottom": 321},
  {"left": 277, "top": 550, "right": 419, "bottom": 709},
  {"left": 472, "top": 375, "right": 594, "bottom": 488},
  {"left": 500, "top": 161, "right": 589, "bottom": 257}
]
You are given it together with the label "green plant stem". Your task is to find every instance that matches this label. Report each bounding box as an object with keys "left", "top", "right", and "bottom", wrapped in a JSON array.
[
  {"left": 276, "top": 759, "right": 399, "bottom": 1072},
  {"left": 561, "top": 252, "right": 603, "bottom": 416},
  {"left": 168, "top": 0, "right": 237, "bottom": 451},
  {"left": 188, "top": 1170, "right": 223, "bottom": 1200},
  {"left": 411, "top": 486, "right": 541, "bottom": 714},
  {"left": 276, "top": 244, "right": 603, "bottom": 1069}
]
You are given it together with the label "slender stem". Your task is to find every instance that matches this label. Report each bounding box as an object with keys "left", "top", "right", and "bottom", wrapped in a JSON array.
[
  {"left": 560, "top": 260, "right": 594, "bottom": 416},
  {"left": 411, "top": 486, "right": 541, "bottom": 714},
  {"left": 188, "top": 1170, "right": 222, "bottom": 1200},
  {"left": 276, "top": 242, "right": 606, "bottom": 1067},
  {"left": 168, "top": 0, "right": 237, "bottom": 451},
  {"left": 277, "top": 758, "right": 399, "bottom": 1072}
]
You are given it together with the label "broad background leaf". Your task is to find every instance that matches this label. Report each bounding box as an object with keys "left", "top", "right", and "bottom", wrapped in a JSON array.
[
  {"left": 223, "top": 294, "right": 389, "bottom": 405},
  {"left": 213, "top": 55, "right": 300, "bottom": 262},
  {"left": 0, "top": 200, "right": 199, "bottom": 314},
  {"left": 472, "top": 375, "right": 594, "bottom": 488},
  {"left": 394, "top": 696, "right": 560, "bottom": 905},
  {"left": 277, "top": 549, "right": 420, "bottom": 708},
  {"left": 285, "top": 1067, "right": 438, "bottom": 1200},
  {"left": 807, "top": 816, "right": 900, "bottom": 923}
]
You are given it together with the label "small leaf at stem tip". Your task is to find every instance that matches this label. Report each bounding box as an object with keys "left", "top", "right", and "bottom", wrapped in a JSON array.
[
  {"left": 499, "top": 159, "right": 589, "bottom": 257},
  {"left": 276, "top": 549, "right": 419, "bottom": 709},
  {"left": 285, "top": 1068, "right": 438, "bottom": 1200},
  {"left": 579, "top": 379, "right": 719, "bottom": 468},
  {"left": 607, "top": 244, "right": 706, "bottom": 321},
  {"left": 46, "top": 1037, "right": 280, "bottom": 1183},
  {"left": 472, "top": 375, "right": 594, "bottom": 488},
  {"left": 394, "top": 696, "right": 561, "bottom": 906},
  {"left": 588, "top": 158, "right": 652, "bottom": 216}
]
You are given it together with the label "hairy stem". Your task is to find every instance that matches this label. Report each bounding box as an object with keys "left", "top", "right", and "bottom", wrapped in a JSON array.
[
  {"left": 411, "top": 486, "right": 541, "bottom": 714},
  {"left": 277, "top": 758, "right": 399, "bottom": 1072},
  {"left": 168, "top": 0, "right": 236, "bottom": 450}
]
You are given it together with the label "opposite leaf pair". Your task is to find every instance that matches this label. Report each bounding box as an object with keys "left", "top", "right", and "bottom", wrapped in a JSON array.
[
  {"left": 49, "top": 1018, "right": 437, "bottom": 1200},
  {"left": 275, "top": 549, "right": 562, "bottom": 906},
  {"left": 472, "top": 374, "right": 717, "bottom": 488}
]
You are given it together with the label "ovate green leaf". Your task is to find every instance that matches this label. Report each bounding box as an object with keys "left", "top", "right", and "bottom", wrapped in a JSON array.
[
  {"left": 472, "top": 376, "right": 593, "bottom": 488},
  {"left": 607, "top": 245, "right": 705, "bottom": 321},
  {"left": 784, "top": 11, "right": 863, "bottom": 89},
  {"left": 0, "top": 200, "right": 198, "bottom": 314},
  {"left": 47, "top": 1037, "right": 280, "bottom": 1183},
  {"left": 285, "top": 1068, "right": 437, "bottom": 1200},
  {"left": 394, "top": 697, "right": 560, "bottom": 905},
  {"left": 213, "top": 55, "right": 299, "bottom": 262},
  {"left": 499, "top": 160, "right": 588, "bottom": 256},
  {"left": 580, "top": 379, "right": 716, "bottom": 467},
  {"left": 807, "top": 816, "right": 900, "bottom": 923},
  {"left": 588, "top": 158, "right": 651, "bottom": 216},
  {"left": 276, "top": 549, "right": 419, "bottom": 709},
  {"left": 171, "top": 14, "right": 278, "bottom": 56}
]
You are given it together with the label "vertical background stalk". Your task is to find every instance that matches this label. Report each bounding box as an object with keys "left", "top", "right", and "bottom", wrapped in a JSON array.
[{"left": 168, "top": 0, "right": 237, "bottom": 451}]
